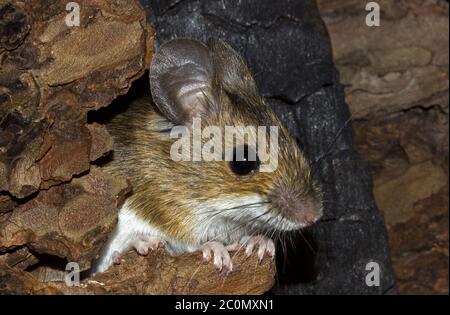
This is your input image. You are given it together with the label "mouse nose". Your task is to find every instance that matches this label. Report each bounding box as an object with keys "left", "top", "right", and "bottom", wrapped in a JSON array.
[{"left": 270, "top": 186, "right": 322, "bottom": 226}]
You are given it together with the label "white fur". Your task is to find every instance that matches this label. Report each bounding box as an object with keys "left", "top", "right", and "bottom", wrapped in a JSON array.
[
  {"left": 192, "top": 195, "right": 301, "bottom": 242},
  {"left": 193, "top": 196, "right": 265, "bottom": 243},
  {"left": 93, "top": 202, "right": 195, "bottom": 273},
  {"left": 94, "top": 195, "right": 299, "bottom": 274}
]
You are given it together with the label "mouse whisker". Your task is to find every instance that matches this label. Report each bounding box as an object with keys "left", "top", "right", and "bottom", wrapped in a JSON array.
[
  {"left": 207, "top": 207, "right": 273, "bottom": 245},
  {"left": 196, "top": 201, "right": 273, "bottom": 239},
  {"left": 200, "top": 201, "right": 271, "bottom": 216},
  {"left": 290, "top": 228, "right": 317, "bottom": 254}
]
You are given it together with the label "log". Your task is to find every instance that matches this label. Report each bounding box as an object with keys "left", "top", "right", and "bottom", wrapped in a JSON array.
[{"left": 26, "top": 250, "right": 275, "bottom": 295}]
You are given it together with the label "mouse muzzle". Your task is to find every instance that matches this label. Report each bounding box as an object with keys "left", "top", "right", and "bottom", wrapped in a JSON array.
[{"left": 270, "top": 184, "right": 322, "bottom": 229}]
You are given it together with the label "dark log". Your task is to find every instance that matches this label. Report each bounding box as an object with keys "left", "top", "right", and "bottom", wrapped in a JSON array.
[{"left": 141, "top": 0, "right": 396, "bottom": 294}]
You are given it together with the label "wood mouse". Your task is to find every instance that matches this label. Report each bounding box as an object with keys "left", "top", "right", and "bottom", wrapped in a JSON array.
[{"left": 93, "top": 38, "right": 322, "bottom": 273}]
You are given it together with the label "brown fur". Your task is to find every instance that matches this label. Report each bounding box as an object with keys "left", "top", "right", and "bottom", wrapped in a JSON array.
[
  {"left": 102, "top": 38, "right": 322, "bottom": 247},
  {"left": 104, "top": 88, "right": 322, "bottom": 244}
]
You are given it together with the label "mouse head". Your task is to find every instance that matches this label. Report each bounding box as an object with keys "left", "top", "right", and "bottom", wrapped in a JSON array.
[{"left": 149, "top": 38, "right": 322, "bottom": 232}]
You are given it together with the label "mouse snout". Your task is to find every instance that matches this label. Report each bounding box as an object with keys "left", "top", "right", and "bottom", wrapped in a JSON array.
[{"left": 270, "top": 185, "right": 322, "bottom": 227}]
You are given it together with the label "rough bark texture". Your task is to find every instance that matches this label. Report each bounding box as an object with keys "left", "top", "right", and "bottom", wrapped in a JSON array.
[
  {"left": 317, "top": 0, "right": 449, "bottom": 294},
  {"left": 2, "top": 249, "right": 275, "bottom": 295},
  {"left": 0, "top": 0, "right": 150, "bottom": 289},
  {"left": 0, "top": 0, "right": 153, "bottom": 197},
  {"left": 139, "top": 0, "right": 397, "bottom": 294},
  {"left": 318, "top": 0, "right": 449, "bottom": 119}
]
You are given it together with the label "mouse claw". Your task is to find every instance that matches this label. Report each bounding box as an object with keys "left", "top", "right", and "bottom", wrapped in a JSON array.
[
  {"left": 199, "top": 241, "right": 233, "bottom": 272},
  {"left": 238, "top": 235, "right": 275, "bottom": 261}
]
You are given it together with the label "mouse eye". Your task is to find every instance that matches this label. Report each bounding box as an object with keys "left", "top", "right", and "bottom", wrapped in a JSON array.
[{"left": 229, "top": 145, "right": 260, "bottom": 176}]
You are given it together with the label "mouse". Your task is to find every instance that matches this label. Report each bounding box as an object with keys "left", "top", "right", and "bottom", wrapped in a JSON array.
[{"left": 93, "top": 38, "right": 323, "bottom": 274}]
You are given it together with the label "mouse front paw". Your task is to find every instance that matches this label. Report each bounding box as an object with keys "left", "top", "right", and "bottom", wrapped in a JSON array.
[
  {"left": 227, "top": 235, "right": 275, "bottom": 261},
  {"left": 112, "top": 236, "right": 166, "bottom": 265},
  {"left": 199, "top": 241, "right": 233, "bottom": 272},
  {"left": 132, "top": 236, "right": 166, "bottom": 256}
]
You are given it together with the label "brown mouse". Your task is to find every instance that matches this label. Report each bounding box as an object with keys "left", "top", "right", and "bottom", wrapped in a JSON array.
[{"left": 94, "top": 38, "right": 322, "bottom": 273}]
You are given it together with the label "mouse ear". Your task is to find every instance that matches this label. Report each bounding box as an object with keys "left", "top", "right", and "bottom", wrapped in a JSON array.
[
  {"left": 207, "top": 38, "right": 258, "bottom": 98},
  {"left": 150, "top": 39, "right": 217, "bottom": 126}
]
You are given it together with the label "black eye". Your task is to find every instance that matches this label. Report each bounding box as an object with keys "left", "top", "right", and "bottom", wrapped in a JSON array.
[{"left": 229, "top": 145, "right": 260, "bottom": 176}]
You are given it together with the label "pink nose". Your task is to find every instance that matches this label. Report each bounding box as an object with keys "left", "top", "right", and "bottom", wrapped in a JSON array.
[{"left": 271, "top": 187, "right": 322, "bottom": 226}]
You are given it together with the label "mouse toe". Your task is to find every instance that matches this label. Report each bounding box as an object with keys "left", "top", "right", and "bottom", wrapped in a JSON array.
[
  {"left": 235, "top": 235, "right": 275, "bottom": 261},
  {"left": 199, "top": 241, "right": 233, "bottom": 272},
  {"left": 132, "top": 236, "right": 166, "bottom": 256}
]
